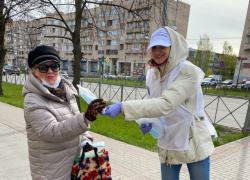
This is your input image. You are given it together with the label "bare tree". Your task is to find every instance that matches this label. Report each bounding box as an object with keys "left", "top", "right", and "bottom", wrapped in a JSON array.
[
  {"left": 0, "top": 0, "right": 40, "bottom": 96},
  {"left": 36, "top": 0, "right": 151, "bottom": 90}
]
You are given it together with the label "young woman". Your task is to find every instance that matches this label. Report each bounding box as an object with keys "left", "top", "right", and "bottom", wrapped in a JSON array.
[
  {"left": 23, "top": 45, "right": 106, "bottom": 180},
  {"left": 103, "top": 27, "right": 216, "bottom": 180}
]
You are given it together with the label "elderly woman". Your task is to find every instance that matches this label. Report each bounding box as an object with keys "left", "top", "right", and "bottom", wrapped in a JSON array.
[{"left": 23, "top": 45, "right": 106, "bottom": 180}]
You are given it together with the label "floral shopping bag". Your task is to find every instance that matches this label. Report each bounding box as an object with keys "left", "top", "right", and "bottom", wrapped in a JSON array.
[{"left": 71, "top": 143, "right": 112, "bottom": 180}]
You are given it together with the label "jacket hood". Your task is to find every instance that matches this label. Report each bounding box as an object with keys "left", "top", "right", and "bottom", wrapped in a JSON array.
[
  {"left": 22, "top": 74, "right": 77, "bottom": 102},
  {"left": 149, "top": 26, "right": 189, "bottom": 77},
  {"left": 166, "top": 26, "right": 188, "bottom": 68}
]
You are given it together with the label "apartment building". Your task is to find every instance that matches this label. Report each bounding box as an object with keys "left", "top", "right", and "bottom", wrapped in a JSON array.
[
  {"left": 234, "top": 0, "right": 250, "bottom": 82},
  {"left": 5, "top": 20, "right": 30, "bottom": 69},
  {"left": 5, "top": 0, "right": 190, "bottom": 77}
]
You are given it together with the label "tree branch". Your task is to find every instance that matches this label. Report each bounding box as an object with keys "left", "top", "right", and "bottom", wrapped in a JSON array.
[
  {"left": 41, "top": 0, "right": 73, "bottom": 35},
  {"left": 38, "top": 24, "right": 69, "bottom": 32},
  {"left": 85, "top": 0, "right": 145, "bottom": 22}
]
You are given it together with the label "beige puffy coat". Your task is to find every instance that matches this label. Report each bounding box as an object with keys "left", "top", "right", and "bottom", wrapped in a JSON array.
[
  {"left": 122, "top": 27, "right": 214, "bottom": 164},
  {"left": 23, "top": 74, "right": 91, "bottom": 180}
]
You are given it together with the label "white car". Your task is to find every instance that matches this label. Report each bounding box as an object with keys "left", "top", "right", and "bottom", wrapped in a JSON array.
[
  {"left": 242, "top": 81, "right": 250, "bottom": 89},
  {"left": 201, "top": 78, "right": 218, "bottom": 87}
]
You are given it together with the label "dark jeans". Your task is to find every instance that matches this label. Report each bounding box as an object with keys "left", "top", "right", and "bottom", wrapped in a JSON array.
[{"left": 160, "top": 157, "right": 210, "bottom": 180}]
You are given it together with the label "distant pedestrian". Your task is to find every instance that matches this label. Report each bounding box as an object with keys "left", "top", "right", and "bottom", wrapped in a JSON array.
[
  {"left": 103, "top": 27, "right": 216, "bottom": 180},
  {"left": 23, "top": 45, "right": 106, "bottom": 180}
]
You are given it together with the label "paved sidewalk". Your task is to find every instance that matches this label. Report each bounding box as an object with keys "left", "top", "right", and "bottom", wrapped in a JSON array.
[{"left": 0, "top": 102, "right": 250, "bottom": 180}]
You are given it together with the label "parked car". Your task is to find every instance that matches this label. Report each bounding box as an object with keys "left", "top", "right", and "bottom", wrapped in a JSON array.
[
  {"left": 104, "top": 73, "right": 117, "bottom": 79},
  {"left": 208, "top": 74, "right": 222, "bottom": 82},
  {"left": 220, "top": 79, "right": 233, "bottom": 88},
  {"left": 201, "top": 77, "right": 218, "bottom": 87},
  {"left": 230, "top": 81, "right": 246, "bottom": 89},
  {"left": 138, "top": 74, "right": 146, "bottom": 81},
  {"left": 3, "top": 68, "right": 6, "bottom": 75},
  {"left": 241, "top": 81, "right": 250, "bottom": 89},
  {"left": 4, "top": 65, "right": 20, "bottom": 75}
]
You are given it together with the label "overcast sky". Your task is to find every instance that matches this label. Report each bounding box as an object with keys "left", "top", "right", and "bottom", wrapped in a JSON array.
[{"left": 183, "top": 0, "right": 249, "bottom": 55}]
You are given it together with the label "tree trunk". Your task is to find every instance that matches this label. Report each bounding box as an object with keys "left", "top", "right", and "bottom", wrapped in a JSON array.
[
  {"left": 72, "top": 0, "right": 84, "bottom": 108},
  {"left": 0, "top": 1, "right": 6, "bottom": 96},
  {"left": 72, "top": 38, "right": 81, "bottom": 88},
  {"left": 72, "top": 37, "right": 82, "bottom": 108}
]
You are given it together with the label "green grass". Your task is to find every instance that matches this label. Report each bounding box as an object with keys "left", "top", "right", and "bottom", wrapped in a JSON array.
[
  {"left": 0, "top": 83, "right": 24, "bottom": 108},
  {"left": 213, "top": 125, "right": 248, "bottom": 147},
  {"left": 0, "top": 82, "right": 248, "bottom": 151},
  {"left": 203, "top": 87, "right": 250, "bottom": 98}
]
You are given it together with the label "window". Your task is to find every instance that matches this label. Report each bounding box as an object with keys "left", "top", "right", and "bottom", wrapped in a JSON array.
[
  {"left": 111, "top": 40, "right": 119, "bottom": 45},
  {"left": 132, "top": 43, "right": 141, "bottom": 50},
  {"left": 135, "top": 33, "right": 143, "bottom": 39},
  {"left": 98, "top": 31, "right": 105, "bottom": 37},
  {"left": 120, "top": 44, "right": 124, "bottom": 50},
  {"left": 127, "top": 33, "right": 133, "bottom": 39},
  {"left": 107, "top": 20, "right": 112, "bottom": 26},
  {"left": 247, "top": 36, "right": 250, "bottom": 44},
  {"left": 106, "top": 49, "right": 118, "bottom": 55},
  {"left": 107, "top": 30, "right": 119, "bottom": 36},
  {"left": 98, "top": 50, "right": 104, "bottom": 54},
  {"left": 112, "top": 19, "right": 119, "bottom": 25},
  {"left": 88, "top": 45, "right": 92, "bottom": 51},
  {"left": 98, "top": 40, "right": 105, "bottom": 46}
]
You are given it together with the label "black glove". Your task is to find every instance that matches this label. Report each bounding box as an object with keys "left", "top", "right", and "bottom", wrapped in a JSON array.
[{"left": 85, "top": 98, "right": 106, "bottom": 121}]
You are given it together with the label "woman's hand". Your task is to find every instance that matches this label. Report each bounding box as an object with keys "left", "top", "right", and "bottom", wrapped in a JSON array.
[
  {"left": 102, "top": 102, "right": 122, "bottom": 119},
  {"left": 85, "top": 99, "right": 106, "bottom": 121}
]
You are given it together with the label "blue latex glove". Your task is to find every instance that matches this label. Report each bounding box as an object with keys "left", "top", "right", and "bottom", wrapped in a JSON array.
[
  {"left": 140, "top": 123, "right": 152, "bottom": 134},
  {"left": 102, "top": 102, "right": 122, "bottom": 119}
]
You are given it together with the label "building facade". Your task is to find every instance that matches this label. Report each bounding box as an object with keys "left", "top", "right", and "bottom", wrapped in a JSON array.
[
  {"left": 5, "top": 20, "right": 30, "bottom": 69},
  {"left": 234, "top": 0, "right": 250, "bottom": 83},
  {"left": 5, "top": 0, "right": 190, "bottom": 78}
]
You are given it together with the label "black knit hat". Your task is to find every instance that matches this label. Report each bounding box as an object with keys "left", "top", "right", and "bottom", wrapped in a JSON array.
[{"left": 28, "top": 45, "right": 61, "bottom": 68}]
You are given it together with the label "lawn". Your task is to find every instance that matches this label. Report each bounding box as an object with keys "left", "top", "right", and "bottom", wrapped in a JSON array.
[{"left": 0, "top": 82, "right": 248, "bottom": 151}]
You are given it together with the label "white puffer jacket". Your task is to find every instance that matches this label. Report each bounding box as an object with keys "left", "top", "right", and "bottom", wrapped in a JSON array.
[
  {"left": 122, "top": 26, "right": 214, "bottom": 164},
  {"left": 23, "top": 74, "right": 90, "bottom": 180}
]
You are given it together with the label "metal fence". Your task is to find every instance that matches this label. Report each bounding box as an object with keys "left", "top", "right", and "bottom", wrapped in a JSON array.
[{"left": 3, "top": 74, "right": 250, "bottom": 131}]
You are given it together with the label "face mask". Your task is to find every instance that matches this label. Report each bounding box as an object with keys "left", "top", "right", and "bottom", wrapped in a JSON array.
[{"left": 41, "top": 76, "right": 61, "bottom": 89}]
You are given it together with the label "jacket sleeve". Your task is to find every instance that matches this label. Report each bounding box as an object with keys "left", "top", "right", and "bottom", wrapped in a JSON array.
[
  {"left": 24, "top": 103, "right": 89, "bottom": 143},
  {"left": 122, "top": 65, "right": 199, "bottom": 120}
]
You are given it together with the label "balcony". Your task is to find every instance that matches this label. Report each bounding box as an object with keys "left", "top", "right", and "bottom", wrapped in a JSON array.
[
  {"left": 125, "top": 38, "right": 148, "bottom": 44},
  {"left": 126, "top": 26, "right": 150, "bottom": 33},
  {"left": 125, "top": 49, "right": 146, "bottom": 54}
]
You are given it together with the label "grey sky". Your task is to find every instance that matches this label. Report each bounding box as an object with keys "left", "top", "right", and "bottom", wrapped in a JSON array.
[{"left": 183, "top": 0, "right": 249, "bottom": 55}]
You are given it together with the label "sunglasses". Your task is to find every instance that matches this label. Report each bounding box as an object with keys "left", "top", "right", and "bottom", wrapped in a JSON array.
[{"left": 36, "top": 63, "right": 60, "bottom": 73}]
